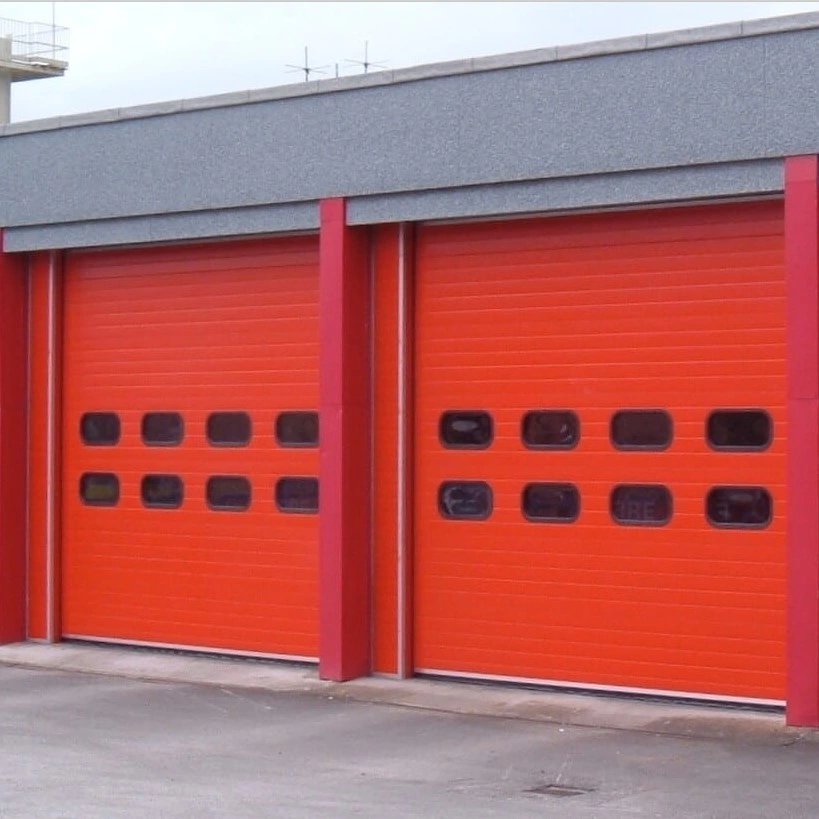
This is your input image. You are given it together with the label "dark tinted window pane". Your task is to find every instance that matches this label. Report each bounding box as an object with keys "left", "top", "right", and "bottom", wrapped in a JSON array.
[
  {"left": 611, "top": 484, "right": 672, "bottom": 525},
  {"left": 707, "top": 486, "right": 772, "bottom": 528},
  {"left": 207, "top": 412, "right": 251, "bottom": 446},
  {"left": 276, "top": 477, "right": 319, "bottom": 513},
  {"left": 611, "top": 410, "right": 672, "bottom": 450},
  {"left": 80, "top": 413, "right": 120, "bottom": 446},
  {"left": 141, "top": 474, "right": 184, "bottom": 509},
  {"left": 80, "top": 472, "right": 120, "bottom": 506},
  {"left": 522, "top": 483, "right": 580, "bottom": 522},
  {"left": 276, "top": 412, "right": 319, "bottom": 447},
  {"left": 438, "top": 481, "right": 492, "bottom": 519},
  {"left": 207, "top": 476, "right": 251, "bottom": 511},
  {"left": 522, "top": 411, "right": 579, "bottom": 449},
  {"left": 440, "top": 412, "right": 493, "bottom": 448},
  {"left": 142, "top": 412, "right": 184, "bottom": 446},
  {"left": 707, "top": 411, "right": 771, "bottom": 450}
]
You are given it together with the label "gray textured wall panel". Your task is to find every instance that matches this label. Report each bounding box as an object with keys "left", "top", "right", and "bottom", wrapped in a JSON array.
[
  {"left": 2, "top": 202, "right": 318, "bottom": 252},
  {"left": 765, "top": 34, "right": 819, "bottom": 153},
  {"left": 0, "top": 27, "right": 815, "bottom": 230},
  {"left": 5, "top": 160, "right": 781, "bottom": 251},
  {"left": 347, "top": 160, "right": 784, "bottom": 225}
]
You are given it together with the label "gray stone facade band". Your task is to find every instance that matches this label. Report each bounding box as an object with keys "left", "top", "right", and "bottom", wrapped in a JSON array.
[{"left": 0, "top": 13, "right": 813, "bottom": 250}]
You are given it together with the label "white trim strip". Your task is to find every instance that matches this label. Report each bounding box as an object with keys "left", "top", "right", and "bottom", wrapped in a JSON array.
[
  {"left": 396, "top": 223, "right": 410, "bottom": 678},
  {"left": 45, "top": 251, "right": 57, "bottom": 643},
  {"left": 62, "top": 634, "right": 318, "bottom": 664},
  {"left": 415, "top": 667, "right": 784, "bottom": 708}
]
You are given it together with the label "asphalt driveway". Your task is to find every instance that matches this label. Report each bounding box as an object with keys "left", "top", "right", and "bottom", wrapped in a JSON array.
[{"left": 1, "top": 665, "right": 818, "bottom": 818}]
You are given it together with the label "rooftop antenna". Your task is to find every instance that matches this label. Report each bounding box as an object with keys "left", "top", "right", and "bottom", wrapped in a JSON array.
[
  {"left": 345, "top": 40, "right": 387, "bottom": 75},
  {"left": 285, "top": 46, "right": 328, "bottom": 82}
]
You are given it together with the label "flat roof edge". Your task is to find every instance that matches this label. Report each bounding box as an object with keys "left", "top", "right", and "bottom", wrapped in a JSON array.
[{"left": 2, "top": 10, "right": 818, "bottom": 137}]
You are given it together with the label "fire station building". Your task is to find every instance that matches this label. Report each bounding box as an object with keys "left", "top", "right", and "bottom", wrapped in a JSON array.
[{"left": 1, "top": 12, "right": 819, "bottom": 726}]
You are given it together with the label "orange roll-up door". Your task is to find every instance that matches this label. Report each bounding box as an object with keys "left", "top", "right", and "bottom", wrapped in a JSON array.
[
  {"left": 414, "top": 201, "right": 786, "bottom": 700},
  {"left": 62, "top": 236, "right": 320, "bottom": 657}
]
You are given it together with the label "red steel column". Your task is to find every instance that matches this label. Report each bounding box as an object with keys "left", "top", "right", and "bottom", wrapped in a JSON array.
[
  {"left": 0, "top": 234, "right": 28, "bottom": 643},
  {"left": 318, "top": 198, "right": 372, "bottom": 680},
  {"left": 785, "top": 155, "right": 819, "bottom": 726}
]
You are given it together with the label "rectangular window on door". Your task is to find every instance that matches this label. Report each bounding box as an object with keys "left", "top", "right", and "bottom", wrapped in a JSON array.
[
  {"left": 438, "top": 481, "right": 493, "bottom": 519},
  {"left": 439, "top": 412, "right": 493, "bottom": 449},
  {"left": 276, "top": 412, "right": 319, "bottom": 447},
  {"left": 522, "top": 483, "right": 580, "bottom": 522},
  {"left": 207, "top": 412, "right": 251, "bottom": 446},
  {"left": 80, "top": 472, "right": 120, "bottom": 506},
  {"left": 611, "top": 484, "right": 672, "bottom": 526},
  {"left": 276, "top": 477, "right": 319, "bottom": 513},
  {"left": 80, "top": 413, "right": 120, "bottom": 446},
  {"left": 141, "top": 474, "right": 184, "bottom": 509},
  {"left": 142, "top": 412, "right": 184, "bottom": 446},
  {"left": 207, "top": 476, "right": 251, "bottom": 511},
  {"left": 611, "top": 411, "right": 672, "bottom": 451}
]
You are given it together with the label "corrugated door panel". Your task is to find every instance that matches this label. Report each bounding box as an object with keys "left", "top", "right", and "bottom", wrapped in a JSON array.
[
  {"left": 414, "top": 201, "right": 786, "bottom": 699},
  {"left": 62, "top": 236, "right": 320, "bottom": 656}
]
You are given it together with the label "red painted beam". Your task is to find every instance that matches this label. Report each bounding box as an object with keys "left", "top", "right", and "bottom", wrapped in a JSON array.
[
  {"left": 318, "top": 198, "right": 372, "bottom": 680},
  {"left": 785, "top": 155, "right": 819, "bottom": 726},
  {"left": 0, "top": 233, "right": 28, "bottom": 644}
]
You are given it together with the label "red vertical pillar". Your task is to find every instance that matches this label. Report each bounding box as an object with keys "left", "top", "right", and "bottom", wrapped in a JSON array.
[
  {"left": 318, "top": 198, "right": 372, "bottom": 680},
  {"left": 785, "top": 155, "right": 819, "bottom": 726},
  {"left": 0, "top": 234, "right": 28, "bottom": 643}
]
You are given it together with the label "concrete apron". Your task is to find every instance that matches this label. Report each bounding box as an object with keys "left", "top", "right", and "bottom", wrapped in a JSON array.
[{"left": 0, "top": 641, "right": 815, "bottom": 746}]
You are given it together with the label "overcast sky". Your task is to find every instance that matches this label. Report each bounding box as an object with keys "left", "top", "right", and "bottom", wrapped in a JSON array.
[{"left": 3, "top": 1, "right": 819, "bottom": 122}]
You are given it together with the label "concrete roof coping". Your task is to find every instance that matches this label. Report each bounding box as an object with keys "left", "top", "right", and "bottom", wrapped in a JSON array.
[{"left": 2, "top": 10, "right": 818, "bottom": 137}]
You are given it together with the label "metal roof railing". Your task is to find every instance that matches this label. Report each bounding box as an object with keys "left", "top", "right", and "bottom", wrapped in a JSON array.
[{"left": 0, "top": 15, "right": 68, "bottom": 66}]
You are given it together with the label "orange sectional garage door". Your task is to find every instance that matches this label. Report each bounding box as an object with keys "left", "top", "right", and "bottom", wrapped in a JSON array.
[
  {"left": 62, "top": 236, "right": 320, "bottom": 657},
  {"left": 414, "top": 201, "right": 786, "bottom": 700}
]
